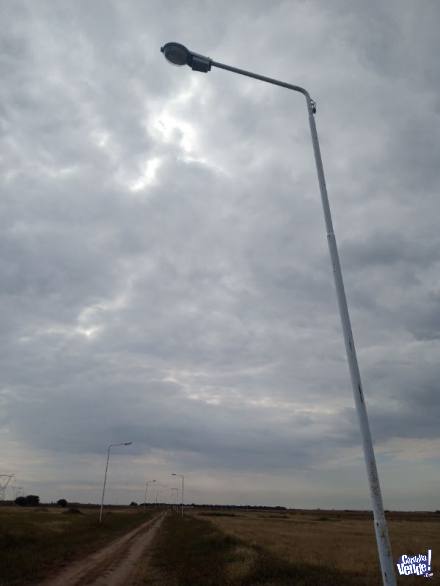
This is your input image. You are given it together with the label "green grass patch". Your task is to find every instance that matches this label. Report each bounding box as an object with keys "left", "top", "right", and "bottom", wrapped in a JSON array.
[
  {"left": 147, "top": 513, "right": 359, "bottom": 586},
  {"left": 0, "top": 507, "right": 154, "bottom": 585},
  {"left": 148, "top": 513, "right": 240, "bottom": 585}
]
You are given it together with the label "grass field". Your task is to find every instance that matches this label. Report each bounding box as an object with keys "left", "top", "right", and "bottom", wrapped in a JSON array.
[
  {"left": 201, "top": 509, "right": 440, "bottom": 585},
  {"left": 1, "top": 506, "right": 438, "bottom": 585},
  {"left": 146, "top": 509, "right": 440, "bottom": 585},
  {"left": 0, "top": 505, "right": 154, "bottom": 585},
  {"left": 147, "top": 512, "right": 358, "bottom": 585}
]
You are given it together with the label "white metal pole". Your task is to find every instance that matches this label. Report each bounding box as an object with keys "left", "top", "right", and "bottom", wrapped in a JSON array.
[
  {"left": 144, "top": 480, "right": 156, "bottom": 512},
  {"left": 172, "top": 473, "right": 185, "bottom": 516},
  {"left": 171, "top": 487, "right": 178, "bottom": 511},
  {"left": 99, "top": 441, "right": 132, "bottom": 524},
  {"left": 181, "top": 475, "right": 184, "bottom": 517},
  {"left": 213, "top": 60, "right": 396, "bottom": 586},
  {"left": 99, "top": 446, "right": 111, "bottom": 524},
  {"left": 305, "top": 98, "right": 395, "bottom": 586}
]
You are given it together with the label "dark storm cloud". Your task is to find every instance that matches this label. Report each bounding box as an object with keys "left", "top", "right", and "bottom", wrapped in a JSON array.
[{"left": 0, "top": 0, "right": 439, "bottom": 507}]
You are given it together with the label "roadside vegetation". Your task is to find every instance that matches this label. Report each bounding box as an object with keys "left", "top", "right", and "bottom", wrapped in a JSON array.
[
  {"left": 145, "top": 512, "right": 358, "bottom": 585},
  {"left": 0, "top": 506, "right": 154, "bottom": 585}
]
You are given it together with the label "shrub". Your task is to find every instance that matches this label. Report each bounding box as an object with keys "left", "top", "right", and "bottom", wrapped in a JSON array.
[{"left": 15, "top": 495, "right": 40, "bottom": 507}]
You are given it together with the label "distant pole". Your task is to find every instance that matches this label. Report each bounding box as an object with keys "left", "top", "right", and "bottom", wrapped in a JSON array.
[
  {"left": 99, "top": 442, "right": 132, "bottom": 523},
  {"left": 171, "top": 473, "right": 184, "bottom": 516},
  {"left": 144, "top": 480, "right": 156, "bottom": 512},
  {"left": 171, "top": 487, "right": 179, "bottom": 511}
]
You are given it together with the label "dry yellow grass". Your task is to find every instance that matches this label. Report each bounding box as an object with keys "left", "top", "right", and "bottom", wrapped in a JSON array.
[{"left": 196, "top": 509, "right": 440, "bottom": 584}]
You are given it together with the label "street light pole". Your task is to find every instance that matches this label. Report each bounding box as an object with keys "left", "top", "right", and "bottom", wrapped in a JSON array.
[
  {"left": 171, "top": 473, "right": 184, "bottom": 517},
  {"left": 171, "top": 487, "right": 179, "bottom": 511},
  {"left": 143, "top": 480, "right": 156, "bottom": 512},
  {"left": 160, "top": 43, "right": 396, "bottom": 586},
  {"left": 99, "top": 441, "right": 132, "bottom": 524}
]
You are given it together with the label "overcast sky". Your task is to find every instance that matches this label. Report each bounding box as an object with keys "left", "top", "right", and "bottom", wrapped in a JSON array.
[{"left": 1, "top": 0, "right": 439, "bottom": 509}]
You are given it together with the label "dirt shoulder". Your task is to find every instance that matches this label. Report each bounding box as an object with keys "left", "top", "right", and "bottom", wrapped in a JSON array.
[{"left": 40, "top": 512, "right": 165, "bottom": 586}]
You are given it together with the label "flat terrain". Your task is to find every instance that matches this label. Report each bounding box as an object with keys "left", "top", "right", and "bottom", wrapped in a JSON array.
[
  {"left": 1, "top": 506, "right": 438, "bottom": 585},
  {"left": 197, "top": 509, "right": 440, "bottom": 585},
  {"left": 0, "top": 505, "right": 158, "bottom": 585},
  {"left": 145, "top": 509, "right": 439, "bottom": 585},
  {"left": 146, "top": 512, "right": 355, "bottom": 585}
]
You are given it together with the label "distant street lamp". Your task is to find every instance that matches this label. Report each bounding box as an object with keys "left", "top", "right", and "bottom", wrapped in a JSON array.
[
  {"left": 153, "top": 485, "right": 169, "bottom": 506},
  {"left": 171, "top": 473, "right": 184, "bottom": 516},
  {"left": 171, "top": 487, "right": 179, "bottom": 511},
  {"left": 99, "top": 442, "right": 132, "bottom": 523},
  {"left": 143, "top": 479, "right": 156, "bottom": 512},
  {"left": 144, "top": 480, "right": 156, "bottom": 511},
  {"left": 161, "top": 42, "right": 396, "bottom": 586}
]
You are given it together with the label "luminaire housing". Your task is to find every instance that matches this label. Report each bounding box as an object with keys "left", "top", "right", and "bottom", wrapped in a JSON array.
[{"left": 161, "top": 42, "right": 211, "bottom": 72}]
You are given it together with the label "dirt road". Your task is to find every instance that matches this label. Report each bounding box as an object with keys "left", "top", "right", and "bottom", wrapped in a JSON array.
[{"left": 40, "top": 512, "right": 165, "bottom": 586}]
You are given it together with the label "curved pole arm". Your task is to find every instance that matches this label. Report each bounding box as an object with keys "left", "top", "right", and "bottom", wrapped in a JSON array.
[{"left": 211, "top": 60, "right": 316, "bottom": 113}]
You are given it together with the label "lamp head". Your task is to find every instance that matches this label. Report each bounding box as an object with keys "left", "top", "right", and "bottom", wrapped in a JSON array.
[
  {"left": 161, "top": 42, "right": 211, "bottom": 72},
  {"left": 124, "top": 442, "right": 132, "bottom": 446},
  {"left": 161, "top": 42, "right": 188, "bottom": 66}
]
